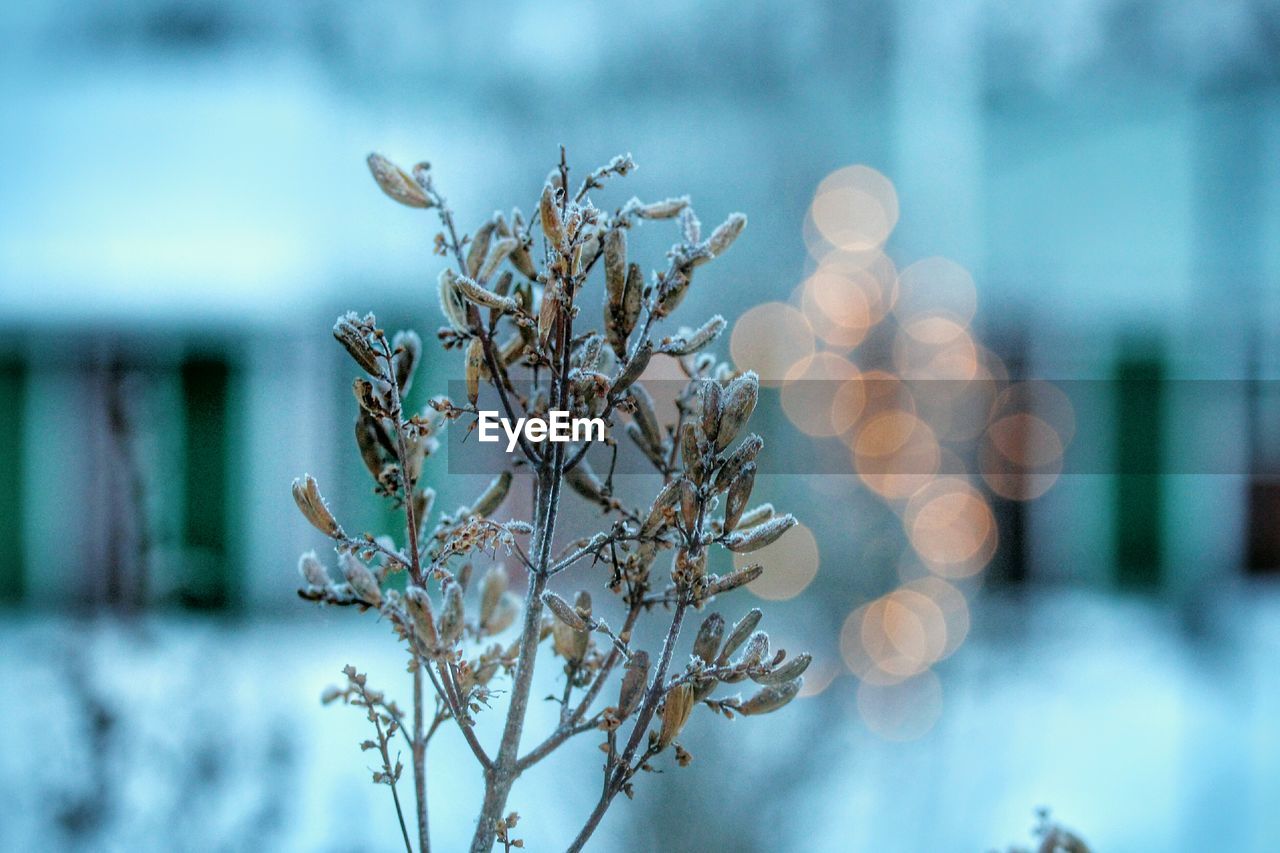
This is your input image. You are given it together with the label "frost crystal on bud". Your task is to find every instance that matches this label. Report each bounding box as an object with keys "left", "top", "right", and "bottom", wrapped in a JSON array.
[
  {"left": 725, "top": 514, "right": 796, "bottom": 553},
  {"left": 438, "top": 581, "right": 465, "bottom": 647},
  {"left": 706, "top": 563, "right": 763, "bottom": 597},
  {"left": 617, "top": 650, "right": 650, "bottom": 718},
  {"left": 470, "top": 470, "right": 512, "bottom": 517},
  {"left": 333, "top": 312, "right": 382, "bottom": 376},
  {"left": 298, "top": 550, "right": 331, "bottom": 589},
  {"left": 707, "top": 213, "right": 746, "bottom": 257},
  {"left": 341, "top": 553, "right": 382, "bottom": 606},
  {"left": 658, "top": 683, "right": 696, "bottom": 749},
  {"left": 479, "top": 566, "right": 508, "bottom": 627},
  {"left": 292, "top": 475, "right": 343, "bottom": 538},
  {"left": 405, "top": 585, "right": 439, "bottom": 651},
  {"left": 692, "top": 612, "right": 725, "bottom": 663},
  {"left": 737, "top": 678, "right": 802, "bottom": 716},
  {"left": 717, "top": 609, "right": 763, "bottom": 666},
  {"left": 716, "top": 371, "right": 759, "bottom": 451},
  {"left": 753, "top": 652, "right": 811, "bottom": 685},
  {"left": 543, "top": 591, "right": 587, "bottom": 632},
  {"left": 438, "top": 269, "right": 470, "bottom": 332}
]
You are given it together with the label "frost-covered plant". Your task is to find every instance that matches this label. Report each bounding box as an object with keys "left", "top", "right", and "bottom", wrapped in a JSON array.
[{"left": 293, "top": 149, "right": 807, "bottom": 852}]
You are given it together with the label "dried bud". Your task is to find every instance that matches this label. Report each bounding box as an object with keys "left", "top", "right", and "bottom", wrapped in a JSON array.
[
  {"left": 405, "top": 585, "right": 439, "bottom": 651},
  {"left": 678, "top": 478, "right": 699, "bottom": 533},
  {"left": 737, "top": 678, "right": 801, "bottom": 716},
  {"left": 692, "top": 612, "right": 725, "bottom": 663},
  {"left": 753, "top": 652, "right": 812, "bottom": 685},
  {"left": 538, "top": 280, "right": 562, "bottom": 345},
  {"left": 672, "top": 547, "right": 707, "bottom": 587},
  {"left": 465, "top": 337, "right": 485, "bottom": 405},
  {"left": 333, "top": 313, "right": 382, "bottom": 376},
  {"left": 438, "top": 581, "right": 465, "bottom": 648},
  {"left": 661, "top": 315, "right": 727, "bottom": 357},
  {"left": 470, "top": 470, "right": 512, "bottom": 517},
  {"left": 566, "top": 460, "right": 607, "bottom": 505},
  {"left": 354, "top": 413, "right": 386, "bottom": 482},
  {"left": 456, "top": 275, "right": 518, "bottom": 313},
  {"left": 658, "top": 683, "right": 696, "bottom": 749},
  {"left": 707, "top": 213, "right": 747, "bottom": 257},
  {"left": 466, "top": 218, "right": 498, "bottom": 279},
  {"left": 680, "top": 207, "right": 702, "bottom": 244},
  {"left": 539, "top": 183, "right": 565, "bottom": 249},
  {"left": 617, "top": 650, "right": 650, "bottom": 718},
  {"left": 714, "top": 434, "right": 763, "bottom": 491},
  {"left": 341, "top": 553, "right": 382, "bottom": 606},
  {"left": 629, "top": 384, "right": 663, "bottom": 452},
  {"left": 484, "top": 592, "right": 520, "bottom": 635},
  {"left": 603, "top": 228, "right": 627, "bottom": 312},
  {"left": 706, "top": 563, "right": 762, "bottom": 597},
  {"left": 717, "top": 609, "right": 763, "bottom": 665},
  {"left": 542, "top": 591, "right": 588, "bottom": 632},
  {"left": 610, "top": 339, "right": 652, "bottom": 395},
  {"left": 716, "top": 371, "right": 759, "bottom": 451},
  {"left": 391, "top": 330, "right": 421, "bottom": 395},
  {"left": 479, "top": 566, "right": 508, "bottom": 627},
  {"left": 725, "top": 514, "right": 796, "bottom": 553},
  {"left": 297, "top": 551, "right": 330, "bottom": 589},
  {"left": 723, "top": 462, "right": 756, "bottom": 532},
  {"left": 632, "top": 196, "right": 689, "bottom": 219},
  {"left": 292, "top": 475, "right": 343, "bottom": 538},
  {"left": 367, "top": 153, "right": 432, "bottom": 208},
  {"left": 681, "top": 423, "right": 708, "bottom": 485},
  {"left": 698, "top": 379, "right": 723, "bottom": 449},
  {"left": 353, "top": 377, "right": 385, "bottom": 416},
  {"left": 438, "top": 269, "right": 470, "bottom": 332},
  {"left": 736, "top": 631, "right": 769, "bottom": 669},
  {"left": 641, "top": 479, "right": 681, "bottom": 537}
]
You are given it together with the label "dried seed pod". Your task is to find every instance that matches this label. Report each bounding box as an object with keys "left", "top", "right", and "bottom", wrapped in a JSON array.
[
  {"left": 538, "top": 279, "right": 562, "bottom": 345},
  {"left": 752, "top": 652, "right": 811, "bottom": 685},
  {"left": 354, "top": 413, "right": 386, "bottom": 481},
  {"left": 465, "top": 337, "right": 485, "bottom": 405},
  {"left": 716, "top": 371, "right": 759, "bottom": 451},
  {"left": 633, "top": 196, "right": 689, "bottom": 219},
  {"left": 438, "top": 581, "right": 465, "bottom": 647},
  {"left": 661, "top": 315, "right": 726, "bottom": 357},
  {"left": 603, "top": 227, "right": 627, "bottom": 311},
  {"left": 492, "top": 269, "right": 514, "bottom": 298},
  {"left": 341, "top": 553, "right": 382, "bottom": 606},
  {"left": 542, "top": 591, "right": 588, "bottom": 632},
  {"left": 680, "top": 207, "right": 702, "bottom": 244},
  {"left": 699, "top": 379, "right": 723, "bottom": 449},
  {"left": 658, "top": 683, "right": 696, "bottom": 749},
  {"left": 692, "top": 612, "right": 725, "bottom": 663},
  {"left": 391, "top": 330, "right": 421, "bottom": 395},
  {"left": 737, "top": 678, "right": 802, "bottom": 716},
  {"left": 680, "top": 422, "right": 706, "bottom": 484},
  {"left": 413, "top": 487, "right": 436, "bottom": 533},
  {"left": 457, "top": 562, "right": 473, "bottom": 592},
  {"left": 352, "top": 378, "right": 384, "bottom": 416},
  {"left": 292, "top": 475, "right": 342, "bottom": 538},
  {"left": 706, "top": 563, "right": 762, "bottom": 597},
  {"left": 456, "top": 275, "right": 518, "bottom": 313},
  {"left": 405, "top": 585, "right": 439, "bottom": 651},
  {"left": 470, "top": 470, "right": 512, "bottom": 517},
  {"left": 297, "top": 551, "right": 331, "bottom": 589},
  {"left": 466, "top": 218, "right": 498, "bottom": 279},
  {"left": 479, "top": 566, "right": 508, "bottom": 627},
  {"left": 717, "top": 609, "right": 763, "bottom": 666},
  {"left": 611, "top": 339, "right": 652, "bottom": 395},
  {"left": 654, "top": 270, "right": 691, "bottom": 318},
  {"left": 678, "top": 478, "right": 699, "bottom": 533},
  {"left": 620, "top": 263, "right": 643, "bottom": 342},
  {"left": 714, "top": 434, "right": 763, "bottom": 491},
  {"left": 484, "top": 592, "right": 520, "bottom": 635},
  {"left": 707, "top": 213, "right": 747, "bottom": 257},
  {"left": 566, "top": 460, "right": 607, "bottom": 505},
  {"left": 629, "top": 384, "right": 662, "bottom": 452},
  {"left": 507, "top": 209, "right": 538, "bottom": 278},
  {"left": 736, "top": 631, "right": 769, "bottom": 669},
  {"left": 438, "top": 269, "right": 470, "bottom": 332},
  {"left": 725, "top": 514, "right": 796, "bottom": 553},
  {"left": 333, "top": 313, "right": 382, "bottom": 376},
  {"left": 734, "top": 502, "right": 774, "bottom": 530},
  {"left": 723, "top": 462, "right": 756, "bottom": 532},
  {"left": 617, "top": 650, "right": 650, "bottom": 718},
  {"left": 641, "top": 479, "right": 681, "bottom": 537},
  {"left": 539, "top": 183, "right": 564, "bottom": 249},
  {"left": 367, "top": 153, "right": 432, "bottom": 208},
  {"left": 499, "top": 332, "right": 525, "bottom": 366}
]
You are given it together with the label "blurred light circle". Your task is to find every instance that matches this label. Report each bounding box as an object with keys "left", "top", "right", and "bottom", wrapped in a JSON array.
[
  {"left": 903, "top": 478, "right": 995, "bottom": 570},
  {"left": 781, "top": 353, "right": 860, "bottom": 437},
  {"left": 831, "top": 375, "right": 868, "bottom": 434},
  {"left": 739, "top": 521, "right": 819, "bottom": 601},
  {"left": 809, "top": 165, "right": 899, "bottom": 252},
  {"left": 853, "top": 410, "right": 940, "bottom": 499},
  {"left": 893, "top": 257, "right": 977, "bottom": 332},
  {"left": 730, "top": 302, "right": 815, "bottom": 387},
  {"left": 988, "top": 413, "right": 1064, "bottom": 468},
  {"left": 797, "top": 656, "right": 842, "bottom": 698},
  {"left": 902, "top": 577, "right": 970, "bottom": 661},
  {"left": 991, "top": 381, "right": 1077, "bottom": 447},
  {"left": 800, "top": 269, "right": 873, "bottom": 349},
  {"left": 979, "top": 438, "right": 1062, "bottom": 501},
  {"left": 856, "top": 670, "right": 943, "bottom": 741}
]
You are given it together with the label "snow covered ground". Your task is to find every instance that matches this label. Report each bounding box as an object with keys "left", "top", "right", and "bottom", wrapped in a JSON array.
[{"left": 2, "top": 587, "right": 1277, "bottom": 851}]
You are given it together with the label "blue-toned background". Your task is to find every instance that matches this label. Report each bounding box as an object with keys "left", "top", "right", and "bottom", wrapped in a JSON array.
[{"left": 2, "top": 1, "right": 1279, "bottom": 850}]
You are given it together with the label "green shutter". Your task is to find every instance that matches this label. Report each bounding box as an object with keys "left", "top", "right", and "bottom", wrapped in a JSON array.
[
  {"left": 1113, "top": 343, "right": 1164, "bottom": 589},
  {"left": 181, "top": 356, "right": 232, "bottom": 609},
  {"left": 0, "top": 354, "right": 24, "bottom": 603}
]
